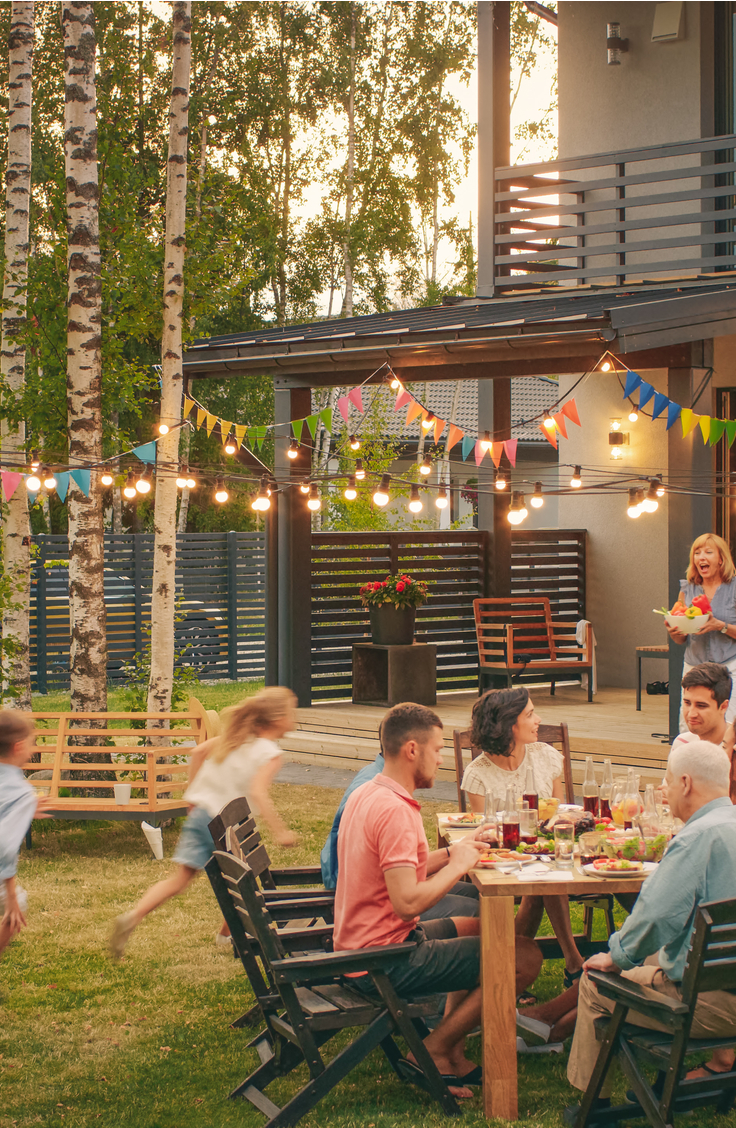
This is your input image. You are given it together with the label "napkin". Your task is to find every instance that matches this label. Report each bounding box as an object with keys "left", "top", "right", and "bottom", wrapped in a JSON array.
[{"left": 517, "top": 867, "right": 576, "bottom": 882}]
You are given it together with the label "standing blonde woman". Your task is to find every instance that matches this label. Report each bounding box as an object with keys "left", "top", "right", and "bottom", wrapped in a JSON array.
[
  {"left": 665, "top": 534, "right": 736, "bottom": 727},
  {"left": 110, "top": 687, "right": 298, "bottom": 958}
]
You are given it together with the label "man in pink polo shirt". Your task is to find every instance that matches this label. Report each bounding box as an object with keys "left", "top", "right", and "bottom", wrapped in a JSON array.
[{"left": 334, "top": 702, "right": 542, "bottom": 1097}]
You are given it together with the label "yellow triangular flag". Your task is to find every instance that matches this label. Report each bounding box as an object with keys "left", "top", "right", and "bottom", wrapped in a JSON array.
[
  {"left": 220, "top": 420, "right": 232, "bottom": 444},
  {"left": 196, "top": 406, "right": 207, "bottom": 428},
  {"left": 699, "top": 415, "right": 711, "bottom": 443},
  {"left": 205, "top": 412, "right": 218, "bottom": 437},
  {"left": 680, "top": 408, "right": 698, "bottom": 438},
  {"left": 183, "top": 397, "right": 195, "bottom": 420},
  {"left": 234, "top": 424, "right": 247, "bottom": 448},
  {"left": 406, "top": 401, "right": 426, "bottom": 426}
]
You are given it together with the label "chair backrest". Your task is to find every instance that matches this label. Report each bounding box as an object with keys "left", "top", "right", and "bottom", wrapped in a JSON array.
[
  {"left": 452, "top": 720, "right": 575, "bottom": 809},
  {"left": 208, "top": 796, "right": 278, "bottom": 890},
  {"left": 681, "top": 898, "right": 736, "bottom": 1006},
  {"left": 474, "top": 598, "right": 554, "bottom": 668}
]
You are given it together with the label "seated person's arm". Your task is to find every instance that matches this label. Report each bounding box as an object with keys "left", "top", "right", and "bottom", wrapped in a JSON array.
[
  {"left": 466, "top": 788, "right": 484, "bottom": 814},
  {"left": 384, "top": 837, "right": 484, "bottom": 920},
  {"left": 551, "top": 776, "right": 565, "bottom": 801}
]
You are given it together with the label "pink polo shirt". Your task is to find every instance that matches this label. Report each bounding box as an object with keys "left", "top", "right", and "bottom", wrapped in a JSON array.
[{"left": 334, "top": 774, "right": 429, "bottom": 951}]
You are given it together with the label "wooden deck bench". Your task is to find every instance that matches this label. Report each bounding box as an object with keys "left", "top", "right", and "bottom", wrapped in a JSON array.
[
  {"left": 22, "top": 697, "right": 215, "bottom": 834},
  {"left": 474, "top": 596, "right": 594, "bottom": 700}
]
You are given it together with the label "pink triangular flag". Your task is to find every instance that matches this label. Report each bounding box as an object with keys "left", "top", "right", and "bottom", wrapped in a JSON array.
[
  {"left": 474, "top": 440, "right": 485, "bottom": 466},
  {"left": 504, "top": 438, "right": 518, "bottom": 467},
  {"left": 337, "top": 396, "right": 350, "bottom": 424},
  {"left": 490, "top": 443, "right": 503, "bottom": 468},
  {"left": 348, "top": 387, "right": 363, "bottom": 413},
  {"left": 1, "top": 471, "right": 22, "bottom": 501},
  {"left": 395, "top": 387, "right": 412, "bottom": 411}
]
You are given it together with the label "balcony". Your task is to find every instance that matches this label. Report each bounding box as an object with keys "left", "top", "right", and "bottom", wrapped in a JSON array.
[{"left": 493, "top": 134, "right": 736, "bottom": 292}]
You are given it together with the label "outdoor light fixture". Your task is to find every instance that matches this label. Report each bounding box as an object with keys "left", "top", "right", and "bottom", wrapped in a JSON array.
[
  {"left": 214, "top": 476, "right": 229, "bottom": 504},
  {"left": 157, "top": 421, "right": 170, "bottom": 435},
  {"left": 408, "top": 484, "right": 423, "bottom": 514},
  {"left": 507, "top": 492, "right": 524, "bottom": 526},
  {"left": 225, "top": 435, "right": 237, "bottom": 455},
  {"left": 176, "top": 470, "right": 188, "bottom": 488},
  {"left": 136, "top": 466, "right": 153, "bottom": 494},
  {"left": 421, "top": 411, "right": 435, "bottom": 431},
  {"left": 609, "top": 428, "right": 628, "bottom": 459},
  {"left": 419, "top": 455, "right": 432, "bottom": 476},
  {"left": 251, "top": 477, "right": 270, "bottom": 511},
  {"left": 628, "top": 407, "right": 639, "bottom": 423},
  {"left": 480, "top": 430, "right": 492, "bottom": 452},
  {"left": 42, "top": 467, "right": 57, "bottom": 491},
  {"left": 607, "top": 22, "right": 629, "bottom": 65},
  {"left": 601, "top": 360, "right": 613, "bottom": 372},
  {"left": 26, "top": 472, "right": 40, "bottom": 492},
  {"left": 390, "top": 376, "right": 400, "bottom": 390},
  {"left": 349, "top": 434, "right": 360, "bottom": 451},
  {"left": 307, "top": 483, "right": 321, "bottom": 511},
  {"left": 373, "top": 475, "right": 390, "bottom": 507},
  {"left": 570, "top": 466, "right": 582, "bottom": 489},
  {"left": 627, "top": 488, "right": 642, "bottom": 519},
  {"left": 30, "top": 449, "right": 40, "bottom": 472},
  {"left": 611, "top": 447, "right": 623, "bottom": 460},
  {"left": 641, "top": 481, "right": 659, "bottom": 513},
  {"left": 186, "top": 476, "right": 196, "bottom": 490},
  {"left": 123, "top": 471, "right": 137, "bottom": 499},
  {"left": 494, "top": 468, "right": 507, "bottom": 490},
  {"left": 100, "top": 471, "right": 114, "bottom": 487},
  {"left": 435, "top": 486, "right": 448, "bottom": 509},
  {"left": 530, "top": 482, "right": 544, "bottom": 508},
  {"left": 287, "top": 438, "right": 299, "bottom": 460},
  {"left": 655, "top": 477, "right": 665, "bottom": 498},
  {"left": 354, "top": 460, "right": 365, "bottom": 480},
  {"left": 542, "top": 413, "right": 556, "bottom": 432},
  {"left": 610, "top": 418, "right": 621, "bottom": 431},
  {"left": 343, "top": 475, "right": 357, "bottom": 501},
  {"left": 299, "top": 479, "right": 310, "bottom": 494}
]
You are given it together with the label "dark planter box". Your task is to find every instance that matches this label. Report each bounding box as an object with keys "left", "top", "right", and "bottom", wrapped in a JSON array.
[{"left": 369, "top": 605, "right": 416, "bottom": 646}]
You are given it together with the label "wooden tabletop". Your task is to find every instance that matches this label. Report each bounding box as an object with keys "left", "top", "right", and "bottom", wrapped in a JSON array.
[{"left": 471, "top": 865, "right": 649, "bottom": 897}]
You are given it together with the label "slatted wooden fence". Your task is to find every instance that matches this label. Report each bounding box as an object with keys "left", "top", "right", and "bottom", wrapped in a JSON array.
[
  {"left": 510, "top": 529, "right": 586, "bottom": 622},
  {"left": 31, "top": 532, "right": 266, "bottom": 691}
]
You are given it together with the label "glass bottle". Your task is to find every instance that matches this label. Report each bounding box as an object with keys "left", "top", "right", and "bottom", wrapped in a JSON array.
[
  {"left": 582, "top": 756, "right": 600, "bottom": 817},
  {"left": 599, "top": 759, "right": 613, "bottom": 819},
  {"left": 642, "top": 784, "right": 659, "bottom": 836},
  {"left": 522, "top": 762, "right": 538, "bottom": 810},
  {"left": 623, "top": 768, "right": 639, "bottom": 831},
  {"left": 480, "top": 789, "right": 499, "bottom": 846},
  {"left": 502, "top": 783, "right": 520, "bottom": 850},
  {"left": 611, "top": 775, "right": 626, "bottom": 827}
]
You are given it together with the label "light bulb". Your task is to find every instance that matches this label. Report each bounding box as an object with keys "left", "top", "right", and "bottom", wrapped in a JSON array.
[
  {"left": 628, "top": 409, "right": 639, "bottom": 423},
  {"left": 344, "top": 475, "right": 357, "bottom": 501},
  {"left": 408, "top": 484, "right": 423, "bottom": 513},
  {"left": 225, "top": 436, "right": 237, "bottom": 455},
  {"left": 136, "top": 466, "right": 152, "bottom": 494},
  {"left": 307, "top": 483, "right": 321, "bottom": 511},
  {"left": 43, "top": 472, "right": 57, "bottom": 490},
  {"left": 354, "top": 460, "right": 365, "bottom": 481},
  {"left": 101, "top": 471, "right": 114, "bottom": 487},
  {"left": 530, "top": 482, "right": 544, "bottom": 508},
  {"left": 494, "top": 470, "right": 507, "bottom": 490},
  {"left": 518, "top": 497, "right": 528, "bottom": 521},
  {"left": 186, "top": 477, "right": 196, "bottom": 490},
  {"left": 435, "top": 486, "right": 448, "bottom": 509},
  {"left": 507, "top": 493, "right": 523, "bottom": 525},
  {"left": 373, "top": 475, "right": 390, "bottom": 507},
  {"left": 123, "top": 472, "right": 137, "bottom": 499},
  {"left": 214, "top": 476, "right": 229, "bottom": 504},
  {"left": 570, "top": 465, "right": 582, "bottom": 489},
  {"left": 601, "top": 360, "right": 612, "bottom": 372},
  {"left": 542, "top": 414, "right": 555, "bottom": 431},
  {"left": 610, "top": 447, "right": 623, "bottom": 460},
  {"left": 251, "top": 477, "right": 270, "bottom": 511},
  {"left": 641, "top": 483, "right": 658, "bottom": 514},
  {"left": 610, "top": 418, "right": 621, "bottom": 431},
  {"left": 627, "top": 488, "right": 641, "bottom": 518},
  {"left": 158, "top": 422, "right": 169, "bottom": 435},
  {"left": 349, "top": 434, "right": 360, "bottom": 451},
  {"left": 655, "top": 479, "right": 665, "bottom": 498},
  {"left": 176, "top": 474, "right": 187, "bottom": 489},
  {"left": 30, "top": 449, "right": 40, "bottom": 472},
  {"left": 480, "top": 430, "right": 492, "bottom": 452},
  {"left": 421, "top": 412, "right": 434, "bottom": 431},
  {"left": 390, "top": 376, "right": 400, "bottom": 390},
  {"left": 419, "top": 456, "right": 431, "bottom": 476},
  {"left": 26, "top": 474, "right": 41, "bottom": 492},
  {"left": 287, "top": 439, "right": 299, "bottom": 460},
  {"left": 299, "top": 479, "right": 310, "bottom": 494}
]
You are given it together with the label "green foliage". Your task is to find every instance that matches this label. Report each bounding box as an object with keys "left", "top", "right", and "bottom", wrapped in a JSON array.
[{"left": 359, "top": 572, "right": 429, "bottom": 608}]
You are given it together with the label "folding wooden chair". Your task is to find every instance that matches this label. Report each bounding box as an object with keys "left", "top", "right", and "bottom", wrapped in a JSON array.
[
  {"left": 209, "top": 797, "right": 327, "bottom": 894},
  {"left": 205, "top": 849, "right": 460, "bottom": 1127},
  {"left": 574, "top": 898, "right": 736, "bottom": 1128}
]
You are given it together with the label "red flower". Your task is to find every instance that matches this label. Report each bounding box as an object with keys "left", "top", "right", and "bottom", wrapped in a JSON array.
[
  {"left": 396, "top": 581, "right": 406, "bottom": 592},
  {"left": 373, "top": 581, "right": 381, "bottom": 590},
  {"left": 381, "top": 581, "right": 387, "bottom": 587}
]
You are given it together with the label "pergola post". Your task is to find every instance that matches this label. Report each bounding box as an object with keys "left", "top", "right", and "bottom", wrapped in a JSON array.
[
  {"left": 477, "top": 0, "right": 510, "bottom": 298},
  {"left": 477, "top": 377, "right": 511, "bottom": 597}
]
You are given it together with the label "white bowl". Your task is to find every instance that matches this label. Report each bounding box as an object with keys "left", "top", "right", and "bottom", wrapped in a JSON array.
[{"left": 665, "top": 612, "right": 710, "bottom": 634}]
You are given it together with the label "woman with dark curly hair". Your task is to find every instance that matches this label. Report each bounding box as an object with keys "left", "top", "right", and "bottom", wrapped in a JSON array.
[{"left": 462, "top": 687, "right": 584, "bottom": 988}]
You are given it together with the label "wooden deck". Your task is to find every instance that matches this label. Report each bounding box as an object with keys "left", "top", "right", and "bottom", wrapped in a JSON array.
[{"left": 281, "top": 685, "right": 672, "bottom": 791}]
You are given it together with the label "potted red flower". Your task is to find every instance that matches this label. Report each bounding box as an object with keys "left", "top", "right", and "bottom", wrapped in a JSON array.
[{"left": 359, "top": 573, "right": 430, "bottom": 645}]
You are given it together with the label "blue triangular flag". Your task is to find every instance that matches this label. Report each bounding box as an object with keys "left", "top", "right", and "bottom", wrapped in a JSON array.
[
  {"left": 132, "top": 442, "right": 156, "bottom": 464},
  {"left": 624, "top": 370, "right": 642, "bottom": 399},
  {"left": 666, "top": 401, "right": 682, "bottom": 430},
  {"left": 651, "top": 392, "right": 670, "bottom": 420},
  {"left": 461, "top": 435, "right": 475, "bottom": 461},
  {"left": 55, "top": 472, "right": 69, "bottom": 503},
  {"left": 70, "top": 469, "right": 90, "bottom": 496},
  {"left": 638, "top": 381, "right": 654, "bottom": 408}
]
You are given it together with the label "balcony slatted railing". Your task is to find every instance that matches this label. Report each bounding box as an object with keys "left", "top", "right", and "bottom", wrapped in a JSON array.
[{"left": 494, "top": 134, "right": 736, "bottom": 291}]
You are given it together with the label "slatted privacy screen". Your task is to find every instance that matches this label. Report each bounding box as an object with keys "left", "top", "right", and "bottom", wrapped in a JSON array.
[
  {"left": 31, "top": 532, "right": 266, "bottom": 691},
  {"left": 510, "top": 529, "right": 586, "bottom": 622}
]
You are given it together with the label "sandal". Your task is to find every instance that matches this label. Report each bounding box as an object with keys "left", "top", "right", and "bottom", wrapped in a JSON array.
[
  {"left": 517, "top": 991, "right": 537, "bottom": 1007},
  {"left": 563, "top": 966, "right": 584, "bottom": 989}
]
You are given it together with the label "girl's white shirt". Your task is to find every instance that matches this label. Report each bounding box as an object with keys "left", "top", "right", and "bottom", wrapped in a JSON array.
[{"left": 184, "top": 736, "right": 282, "bottom": 818}]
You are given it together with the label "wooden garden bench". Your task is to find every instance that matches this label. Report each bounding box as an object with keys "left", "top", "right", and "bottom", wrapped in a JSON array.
[
  {"left": 474, "top": 597, "right": 594, "bottom": 699},
  {"left": 22, "top": 696, "right": 215, "bottom": 830}
]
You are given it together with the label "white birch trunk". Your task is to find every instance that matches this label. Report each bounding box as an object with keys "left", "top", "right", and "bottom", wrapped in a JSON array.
[
  {"left": 63, "top": 2, "right": 107, "bottom": 716},
  {"left": 0, "top": 1, "right": 33, "bottom": 709},
  {"left": 341, "top": 3, "right": 356, "bottom": 318},
  {"left": 147, "top": 0, "right": 191, "bottom": 721}
]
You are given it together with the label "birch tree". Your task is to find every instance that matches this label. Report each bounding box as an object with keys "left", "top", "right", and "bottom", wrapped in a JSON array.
[
  {"left": 0, "top": 1, "right": 33, "bottom": 709},
  {"left": 147, "top": 0, "right": 190, "bottom": 717},
  {"left": 63, "top": 1, "right": 107, "bottom": 714}
]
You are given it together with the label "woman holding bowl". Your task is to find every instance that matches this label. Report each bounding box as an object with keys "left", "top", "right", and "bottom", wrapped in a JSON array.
[
  {"left": 462, "top": 686, "right": 585, "bottom": 987},
  {"left": 665, "top": 533, "right": 736, "bottom": 726}
]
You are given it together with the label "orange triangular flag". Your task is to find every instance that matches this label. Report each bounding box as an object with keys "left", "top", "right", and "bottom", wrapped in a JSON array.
[
  {"left": 561, "top": 399, "right": 581, "bottom": 427},
  {"left": 433, "top": 417, "right": 446, "bottom": 443},
  {"left": 491, "top": 443, "right": 503, "bottom": 467},
  {"left": 406, "top": 401, "right": 426, "bottom": 426},
  {"left": 446, "top": 424, "right": 463, "bottom": 452},
  {"left": 552, "top": 412, "right": 568, "bottom": 439},
  {"left": 540, "top": 422, "right": 558, "bottom": 449}
]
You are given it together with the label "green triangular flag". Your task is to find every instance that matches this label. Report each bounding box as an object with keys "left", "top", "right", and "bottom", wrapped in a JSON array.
[
  {"left": 709, "top": 419, "right": 727, "bottom": 446},
  {"left": 305, "top": 414, "right": 319, "bottom": 441},
  {"left": 250, "top": 425, "right": 267, "bottom": 450},
  {"left": 726, "top": 421, "right": 736, "bottom": 447},
  {"left": 319, "top": 407, "right": 333, "bottom": 433},
  {"left": 291, "top": 418, "right": 304, "bottom": 439}
]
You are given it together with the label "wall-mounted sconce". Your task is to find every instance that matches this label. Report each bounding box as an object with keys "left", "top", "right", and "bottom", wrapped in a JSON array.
[
  {"left": 609, "top": 428, "right": 629, "bottom": 459},
  {"left": 607, "top": 22, "right": 629, "bottom": 65}
]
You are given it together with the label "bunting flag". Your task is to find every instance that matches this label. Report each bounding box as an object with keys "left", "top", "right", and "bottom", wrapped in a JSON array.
[
  {"left": 1, "top": 471, "right": 22, "bottom": 501},
  {"left": 623, "top": 371, "right": 642, "bottom": 399},
  {"left": 666, "top": 401, "right": 682, "bottom": 430},
  {"left": 395, "top": 386, "right": 412, "bottom": 411},
  {"left": 250, "top": 425, "right": 267, "bottom": 450},
  {"left": 132, "top": 442, "right": 156, "bottom": 463},
  {"left": 710, "top": 419, "right": 727, "bottom": 446},
  {"left": 552, "top": 411, "right": 568, "bottom": 439},
  {"left": 234, "top": 424, "right": 247, "bottom": 448},
  {"left": 474, "top": 440, "right": 485, "bottom": 466},
  {"left": 348, "top": 387, "right": 363, "bottom": 413},
  {"left": 433, "top": 416, "right": 446, "bottom": 443},
  {"left": 220, "top": 420, "right": 232, "bottom": 444},
  {"left": 651, "top": 392, "right": 670, "bottom": 421},
  {"left": 55, "top": 472, "right": 69, "bottom": 503},
  {"left": 461, "top": 435, "right": 475, "bottom": 461},
  {"left": 681, "top": 408, "right": 699, "bottom": 438},
  {"left": 446, "top": 424, "right": 463, "bottom": 452},
  {"left": 638, "top": 381, "right": 655, "bottom": 408},
  {"left": 305, "top": 414, "right": 319, "bottom": 441},
  {"left": 491, "top": 443, "right": 503, "bottom": 468},
  {"left": 337, "top": 396, "right": 350, "bottom": 424},
  {"left": 71, "top": 468, "right": 90, "bottom": 496},
  {"left": 319, "top": 407, "right": 333, "bottom": 433},
  {"left": 504, "top": 438, "right": 518, "bottom": 467},
  {"left": 406, "top": 401, "right": 425, "bottom": 427},
  {"left": 183, "top": 396, "right": 195, "bottom": 420},
  {"left": 540, "top": 422, "right": 558, "bottom": 449},
  {"left": 561, "top": 398, "right": 581, "bottom": 427},
  {"left": 196, "top": 406, "right": 207, "bottom": 427},
  {"left": 205, "top": 413, "right": 218, "bottom": 437},
  {"left": 699, "top": 416, "right": 711, "bottom": 443},
  {"left": 727, "top": 421, "right": 736, "bottom": 448},
  {"left": 291, "top": 418, "right": 304, "bottom": 439}
]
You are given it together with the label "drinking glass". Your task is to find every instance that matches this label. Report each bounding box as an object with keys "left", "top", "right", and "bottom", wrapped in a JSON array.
[
  {"left": 519, "top": 807, "right": 538, "bottom": 846},
  {"left": 554, "top": 821, "right": 575, "bottom": 869}
]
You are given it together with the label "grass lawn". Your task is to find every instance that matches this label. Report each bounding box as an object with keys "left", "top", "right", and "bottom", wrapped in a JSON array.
[
  {"left": 2, "top": 781, "right": 733, "bottom": 1128},
  {"left": 31, "top": 679, "right": 265, "bottom": 715}
]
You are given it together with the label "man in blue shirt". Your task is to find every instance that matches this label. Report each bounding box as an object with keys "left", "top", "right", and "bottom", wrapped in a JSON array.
[{"left": 567, "top": 739, "right": 736, "bottom": 1103}]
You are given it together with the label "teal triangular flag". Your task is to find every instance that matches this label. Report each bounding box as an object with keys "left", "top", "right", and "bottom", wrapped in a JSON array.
[
  {"left": 709, "top": 419, "right": 727, "bottom": 446},
  {"left": 319, "top": 407, "right": 333, "bottom": 433},
  {"left": 132, "top": 442, "right": 156, "bottom": 464},
  {"left": 55, "top": 472, "right": 69, "bottom": 503},
  {"left": 306, "top": 414, "right": 319, "bottom": 441},
  {"left": 638, "top": 381, "right": 654, "bottom": 408},
  {"left": 71, "top": 469, "right": 90, "bottom": 496},
  {"left": 624, "top": 370, "right": 642, "bottom": 399},
  {"left": 461, "top": 435, "right": 475, "bottom": 461},
  {"left": 651, "top": 392, "right": 670, "bottom": 420},
  {"left": 666, "top": 401, "right": 682, "bottom": 430}
]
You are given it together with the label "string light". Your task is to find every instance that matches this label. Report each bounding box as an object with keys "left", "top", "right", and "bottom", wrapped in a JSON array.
[
  {"left": 601, "top": 359, "right": 612, "bottom": 372},
  {"left": 251, "top": 477, "right": 270, "bottom": 511},
  {"left": 542, "top": 413, "right": 556, "bottom": 432},
  {"left": 655, "top": 477, "right": 665, "bottom": 498},
  {"left": 349, "top": 434, "right": 360, "bottom": 451},
  {"left": 627, "top": 488, "right": 641, "bottom": 518},
  {"left": 518, "top": 494, "right": 528, "bottom": 521},
  {"left": 373, "top": 475, "right": 390, "bottom": 507},
  {"left": 507, "top": 492, "right": 524, "bottom": 525},
  {"left": 419, "top": 455, "right": 432, "bottom": 476},
  {"left": 101, "top": 471, "right": 114, "bottom": 487},
  {"left": 26, "top": 472, "right": 40, "bottom": 492},
  {"left": 287, "top": 439, "right": 299, "bottom": 460},
  {"left": 299, "top": 479, "right": 310, "bottom": 494},
  {"left": 157, "top": 421, "right": 170, "bottom": 435},
  {"left": 570, "top": 465, "right": 582, "bottom": 489},
  {"left": 480, "top": 430, "right": 492, "bottom": 452},
  {"left": 628, "top": 407, "right": 639, "bottom": 423},
  {"left": 494, "top": 468, "right": 507, "bottom": 490},
  {"left": 225, "top": 435, "right": 237, "bottom": 455},
  {"left": 214, "top": 476, "right": 229, "bottom": 504},
  {"left": 42, "top": 468, "right": 57, "bottom": 490},
  {"left": 421, "top": 411, "right": 435, "bottom": 431},
  {"left": 435, "top": 486, "right": 448, "bottom": 509},
  {"left": 354, "top": 459, "right": 365, "bottom": 481},
  {"left": 641, "top": 481, "right": 659, "bottom": 513},
  {"left": 408, "top": 484, "right": 423, "bottom": 513},
  {"left": 136, "top": 466, "right": 152, "bottom": 494},
  {"left": 344, "top": 475, "right": 357, "bottom": 501},
  {"left": 390, "top": 376, "right": 400, "bottom": 390},
  {"left": 307, "top": 483, "right": 321, "bottom": 511},
  {"left": 530, "top": 482, "right": 544, "bottom": 508},
  {"left": 123, "top": 471, "right": 137, "bottom": 499},
  {"left": 30, "top": 449, "right": 40, "bottom": 472},
  {"left": 186, "top": 475, "right": 196, "bottom": 490}
]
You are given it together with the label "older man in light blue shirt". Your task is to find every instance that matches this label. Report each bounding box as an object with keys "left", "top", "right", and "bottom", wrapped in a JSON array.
[{"left": 567, "top": 739, "right": 736, "bottom": 1099}]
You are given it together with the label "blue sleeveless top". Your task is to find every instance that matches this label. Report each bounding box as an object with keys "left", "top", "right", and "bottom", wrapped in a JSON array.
[{"left": 680, "top": 576, "right": 736, "bottom": 666}]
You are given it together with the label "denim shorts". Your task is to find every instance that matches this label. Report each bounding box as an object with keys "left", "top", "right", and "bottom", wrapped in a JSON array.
[{"left": 172, "top": 805, "right": 215, "bottom": 870}]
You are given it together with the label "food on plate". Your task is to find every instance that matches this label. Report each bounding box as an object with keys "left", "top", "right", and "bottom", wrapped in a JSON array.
[
  {"left": 593, "top": 858, "right": 644, "bottom": 873},
  {"left": 478, "top": 848, "right": 524, "bottom": 861},
  {"left": 444, "top": 813, "right": 483, "bottom": 824},
  {"left": 602, "top": 832, "right": 668, "bottom": 863},
  {"left": 517, "top": 840, "right": 554, "bottom": 855},
  {"left": 539, "top": 810, "right": 596, "bottom": 838}
]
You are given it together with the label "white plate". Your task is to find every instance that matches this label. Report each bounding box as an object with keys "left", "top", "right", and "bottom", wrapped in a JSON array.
[
  {"left": 582, "top": 862, "right": 657, "bottom": 879},
  {"left": 475, "top": 853, "right": 539, "bottom": 869},
  {"left": 441, "top": 816, "right": 484, "bottom": 829}
]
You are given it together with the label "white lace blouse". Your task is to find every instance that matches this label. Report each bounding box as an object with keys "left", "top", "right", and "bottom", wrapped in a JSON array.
[{"left": 461, "top": 742, "right": 564, "bottom": 801}]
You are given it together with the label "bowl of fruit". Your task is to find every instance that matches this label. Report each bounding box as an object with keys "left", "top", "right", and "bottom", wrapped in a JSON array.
[{"left": 656, "top": 594, "right": 711, "bottom": 634}]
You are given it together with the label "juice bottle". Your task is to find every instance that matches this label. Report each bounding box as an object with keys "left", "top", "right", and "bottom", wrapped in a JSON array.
[
  {"left": 599, "top": 759, "right": 613, "bottom": 819},
  {"left": 502, "top": 784, "right": 520, "bottom": 850},
  {"left": 522, "top": 762, "right": 538, "bottom": 810},
  {"left": 582, "top": 756, "right": 599, "bottom": 817},
  {"left": 623, "top": 768, "right": 639, "bottom": 830}
]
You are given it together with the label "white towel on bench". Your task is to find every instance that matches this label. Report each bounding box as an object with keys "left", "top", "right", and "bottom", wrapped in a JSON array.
[{"left": 576, "top": 619, "right": 597, "bottom": 695}]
